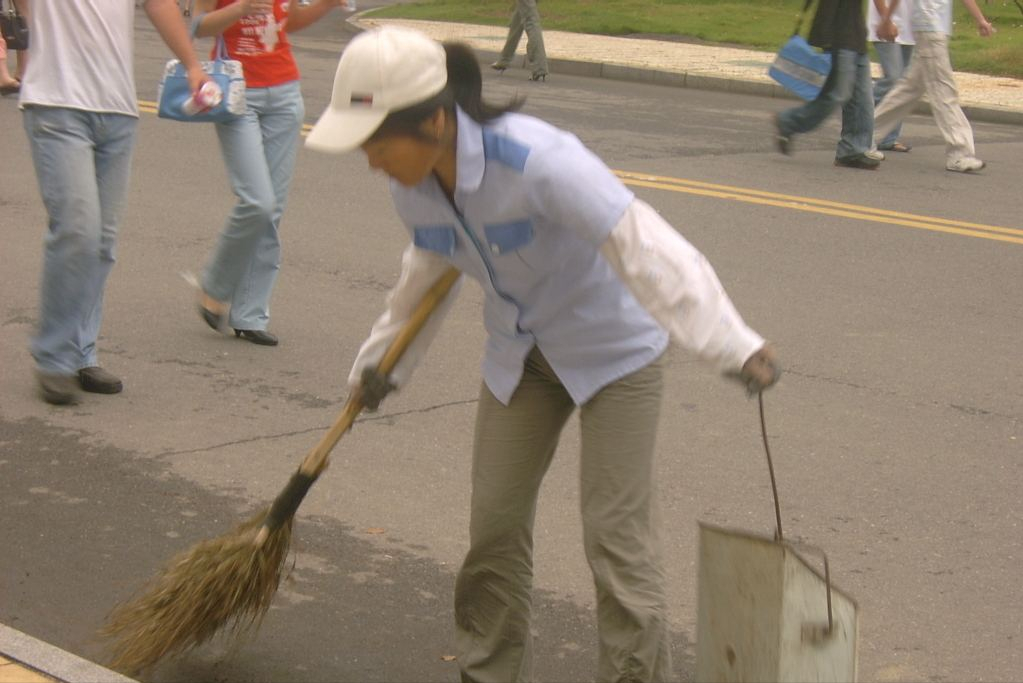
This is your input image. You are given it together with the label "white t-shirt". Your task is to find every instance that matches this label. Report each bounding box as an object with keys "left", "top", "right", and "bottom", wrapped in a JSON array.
[
  {"left": 868, "top": 0, "right": 916, "bottom": 44},
  {"left": 913, "top": 0, "right": 954, "bottom": 34},
  {"left": 19, "top": 0, "right": 139, "bottom": 116}
]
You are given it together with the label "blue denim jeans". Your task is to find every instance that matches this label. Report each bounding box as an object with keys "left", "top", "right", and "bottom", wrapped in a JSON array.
[
  {"left": 22, "top": 106, "right": 138, "bottom": 374},
  {"left": 203, "top": 80, "right": 304, "bottom": 331},
  {"left": 873, "top": 41, "right": 914, "bottom": 147},
  {"left": 777, "top": 48, "right": 874, "bottom": 159}
]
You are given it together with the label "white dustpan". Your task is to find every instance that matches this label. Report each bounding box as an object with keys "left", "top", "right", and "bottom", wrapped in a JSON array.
[{"left": 695, "top": 396, "right": 859, "bottom": 682}]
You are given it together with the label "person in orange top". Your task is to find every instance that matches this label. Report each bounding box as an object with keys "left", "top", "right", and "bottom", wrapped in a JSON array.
[{"left": 193, "top": 0, "right": 347, "bottom": 345}]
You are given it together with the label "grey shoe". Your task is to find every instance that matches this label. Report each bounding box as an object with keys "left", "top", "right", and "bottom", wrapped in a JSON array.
[
  {"left": 36, "top": 370, "right": 81, "bottom": 405},
  {"left": 78, "top": 366, "right": 123, "bottom": 394}
]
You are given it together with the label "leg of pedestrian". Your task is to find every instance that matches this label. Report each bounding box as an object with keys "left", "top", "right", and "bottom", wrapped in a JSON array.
[
  {"left": 579, "top": 355, "right": 673, "bottom": 682},
  {"left": 873, "top": 54, "right": 927, "bottom": 151},
  {"left": 202, "top": 100, "right": 278, "bottom": 337},
  {"left": 225, "top": 81, "right": 304, "bottom": 338},
  {"left": 454, "top": 349, "right": 575, "bottom": 682},
  {"left": 493, "top": 4, "right": 526, "bottom": 71},
  {"left": 913, "top": 32, "right": 982, "bottom": 172},
  {"left": 23, "top": 107, "right": 136, "bottom": 403},
  {"left": 518, "top": 0, "right": 548, "bottom": 81},
  {"left": 835, "top": 51, "right": 875, "bottom": 163},
  {"left": 873, "top": 41, "right": 914, "bottom": 150}
]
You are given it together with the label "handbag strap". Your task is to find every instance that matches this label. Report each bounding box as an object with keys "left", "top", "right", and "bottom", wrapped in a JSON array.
[
  {"left": 792, "top": 0, "right": 817, "bottom": 36},
  {"left": 214, "top": 35, "right": 230, "bottom": 62},
  {"left": 187, "top": 10, "right": 230, "bottom": 63}
]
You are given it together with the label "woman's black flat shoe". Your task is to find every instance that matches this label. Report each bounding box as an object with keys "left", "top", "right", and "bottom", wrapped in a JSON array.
[
  {"left": 234, "top": 329, "right": 278, "bottom": 346},
  {"left": 529, "top": 72, "right": 547, "bottom": 82}
]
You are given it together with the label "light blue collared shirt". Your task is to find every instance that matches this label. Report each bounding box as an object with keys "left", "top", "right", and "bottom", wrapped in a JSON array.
[{"left": 389, "top": 107, "right": 668, "bottom": 405}]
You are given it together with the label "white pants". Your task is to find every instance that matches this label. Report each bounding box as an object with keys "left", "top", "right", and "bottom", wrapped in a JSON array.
[{"left": 873, "top": 31, "right": 977, "bottom": 163}]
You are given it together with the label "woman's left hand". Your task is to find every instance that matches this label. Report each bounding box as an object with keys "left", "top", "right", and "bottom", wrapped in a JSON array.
[{"left": 736, "top": 345, "right": 781, "bottom": 395}]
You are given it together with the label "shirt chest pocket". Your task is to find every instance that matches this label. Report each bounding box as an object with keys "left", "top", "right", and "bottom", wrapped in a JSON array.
[
  {"left": 413, "top": 225, "right": 457, "bottom": 256},
  {"left": 483, "top": 219, "right": 534, "bottom": 257}
]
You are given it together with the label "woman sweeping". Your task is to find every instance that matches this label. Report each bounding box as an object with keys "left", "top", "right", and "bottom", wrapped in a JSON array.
[
  {"left": 193, "top": 0, "right": 346, "bottom": 345},
  {"left": 307, "top": 26, "right": 780, "bottom": 682}
]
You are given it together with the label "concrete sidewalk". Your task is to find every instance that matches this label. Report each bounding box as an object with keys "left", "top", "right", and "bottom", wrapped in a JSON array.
[
  {"left": 0, "top": 625, "right": 134, "bottom": 683},
  {"left": 353, "top": 16, "right": 1023, "bottom": 126}
]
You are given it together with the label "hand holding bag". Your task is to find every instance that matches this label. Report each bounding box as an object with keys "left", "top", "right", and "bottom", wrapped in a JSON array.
[
  {"left": 768, "top": 0, "right": 832, "bottom": 101},
  {"left": 0, "top": 0, "right": 29, "bottom": 52},
  {"left": 157, "top": 36, "right": 246, "bottom": 123}
]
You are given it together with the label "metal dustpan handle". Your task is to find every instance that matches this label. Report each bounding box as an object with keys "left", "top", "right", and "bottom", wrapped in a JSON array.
[{"left": 758, "top": 392, "right": 834, "bottom": 640}]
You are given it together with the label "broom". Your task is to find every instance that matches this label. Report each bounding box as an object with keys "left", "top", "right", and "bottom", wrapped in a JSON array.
[{"left": 100, "top": 267, "right": 462, "bottom": 674}]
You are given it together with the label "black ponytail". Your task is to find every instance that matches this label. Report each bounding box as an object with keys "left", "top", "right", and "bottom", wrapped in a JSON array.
[
  {"left": 443, "top": 42, "right": 523, "bottom": 123},
  {"left": 368, "top": 41, "right": 523, "bottom": 143}
]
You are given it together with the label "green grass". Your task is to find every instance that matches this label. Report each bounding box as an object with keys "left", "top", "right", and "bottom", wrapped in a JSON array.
[{"left": 369, "top": 0, "right": 1023, "bottom": 78}]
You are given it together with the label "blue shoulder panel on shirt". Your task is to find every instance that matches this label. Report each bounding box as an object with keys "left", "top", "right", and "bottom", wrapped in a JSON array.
[
  {"left": 413, "top": 225, "right": 457, "bottom": 256},
  {"left": 481, "top": 129, "right": 531, "bottom": 173}
]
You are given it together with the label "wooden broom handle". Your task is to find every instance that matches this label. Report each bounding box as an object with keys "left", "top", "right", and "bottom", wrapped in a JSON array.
[{"left": 298, "top": 267, "right": 461, "bottom": 477}]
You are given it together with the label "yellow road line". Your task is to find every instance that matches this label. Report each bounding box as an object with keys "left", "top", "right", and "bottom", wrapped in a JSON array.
[
  {"left": 615, "top": 171, "right": 1023, "bottom": 245},
  {"left": 138, "top": 99, "right": 1020, "bottom": 245}
]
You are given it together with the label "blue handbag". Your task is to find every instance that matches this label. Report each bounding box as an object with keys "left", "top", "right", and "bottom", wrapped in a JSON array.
[
  {"left": 767, "top": 0, "right": 832, "bottom": 101},
  {"left": 157, "top": 37, "right": 246, "bottom": 123}
]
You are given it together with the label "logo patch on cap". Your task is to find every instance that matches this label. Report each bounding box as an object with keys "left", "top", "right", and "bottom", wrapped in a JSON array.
[{"left": 350, "top": 93, "right": 374, "bottom": 106}]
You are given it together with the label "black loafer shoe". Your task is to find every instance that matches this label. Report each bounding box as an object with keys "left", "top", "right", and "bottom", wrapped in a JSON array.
[
  {"left": 834, "top": 154, "right": 880, "bottom": 170},
  {"left": 78, "top": 366, "right": 123, "bottom": 394},
  {"left": 234, "top": 329, "right": 278, "bottom": 346}
]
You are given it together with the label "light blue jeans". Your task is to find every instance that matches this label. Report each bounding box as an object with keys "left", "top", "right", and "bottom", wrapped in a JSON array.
[
  {"left": 204, "top": 80, "right": 304, "bottom": 331},
  {"left": 777, "top": 48, "right": 874, "bottom": 160},
  {"left": 23, "top": 106, "right": 138, "bottom": 374},
  {"left": 873, "top": 41, "right": 914, "bottom": 147}
]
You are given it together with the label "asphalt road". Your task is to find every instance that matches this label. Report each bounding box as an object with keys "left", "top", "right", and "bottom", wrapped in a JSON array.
[{"left": 1, "top": 9, "right": 1021, "bottom": 683}]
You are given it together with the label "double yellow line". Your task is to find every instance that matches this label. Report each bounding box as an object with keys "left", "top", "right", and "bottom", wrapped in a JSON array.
[
  {"left": 615, "top": 170, "right": 1023, "bottom": 246},
  {"left": 140, "top": 99, "right": 1020, "bottom": 245}
]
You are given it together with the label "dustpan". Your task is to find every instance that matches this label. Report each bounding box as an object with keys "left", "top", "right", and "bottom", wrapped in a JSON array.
[{"left": 695, "top": 396, "right": 859, "bottom": 682}]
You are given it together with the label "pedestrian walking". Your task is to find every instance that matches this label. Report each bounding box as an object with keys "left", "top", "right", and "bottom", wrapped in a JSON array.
[
  {"left": 19, "top": 0, "right": 206, "bottom": 405},
  {"left": 773, "top": 0, "right": 880, "bottom": 169},
  {"left": 490, "top": 0, "right": 548, "bottom": 81},
  {"left": 873, "top": 0, "right": 995, "bottom": 173},
  {"left": 307, "top": 26, "right": 780, "bottom": 682},
  {"left": 193, "top": 0, "right": 347, "bottom": 346},
  {"left": 869, "top": 0, "right": 914, "bottom": 152}
]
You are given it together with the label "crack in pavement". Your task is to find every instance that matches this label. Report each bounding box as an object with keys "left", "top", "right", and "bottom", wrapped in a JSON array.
[
  {"left": 785, "top": 369, "right": 1020, "bottom": 423},
  {"left": 154, "top": 398, "right": 479, "bottom": 458}
]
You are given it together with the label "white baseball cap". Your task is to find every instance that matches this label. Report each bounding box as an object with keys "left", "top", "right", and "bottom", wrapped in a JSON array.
[{"left": 306, "top": 26, "right": 448, "bottom": 153}]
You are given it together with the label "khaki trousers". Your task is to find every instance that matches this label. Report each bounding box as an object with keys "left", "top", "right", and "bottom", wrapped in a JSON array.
[
  {"left": 874, "top": 31, "right": 976, "bottom": 162},
  {"left": 455, "top": 348, "right": 673, "bottom": 682}
]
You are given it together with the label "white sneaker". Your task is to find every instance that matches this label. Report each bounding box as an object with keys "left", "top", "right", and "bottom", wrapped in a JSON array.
[
  {"left": 946, "top": 157, "right": 985, "bottom": 173},
  {"left": 865, "top": 149, "right": 885, "bottom": 161}
]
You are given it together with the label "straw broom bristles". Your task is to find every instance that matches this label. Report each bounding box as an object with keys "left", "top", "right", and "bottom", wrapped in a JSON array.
[
  {"left": 100, "top": 508, "right": 292, "bottom": 675},
  {"left": 99, "top": 268, "right": 462, "bottom": 675}
]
